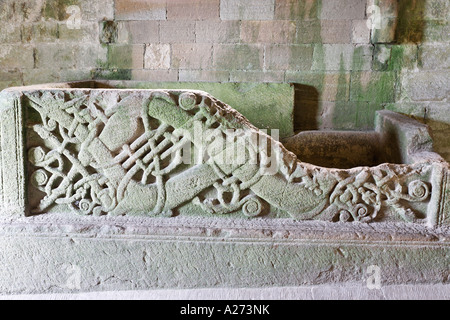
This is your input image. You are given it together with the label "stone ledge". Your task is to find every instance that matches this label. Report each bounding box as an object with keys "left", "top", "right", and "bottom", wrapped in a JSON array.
[
  {"left": 1, "top": 213, "right": 450, "bottom": 243},
  {"left": 2, "top": 284, "right": 450, "bottom": 300},
  {"left": 0, "top": 214, "right": 449, "bottom": 295}
]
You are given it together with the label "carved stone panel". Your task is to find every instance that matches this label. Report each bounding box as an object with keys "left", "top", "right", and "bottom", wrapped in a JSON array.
[{"left": 0, "top": 86, "right": 447, "bottom": 226}]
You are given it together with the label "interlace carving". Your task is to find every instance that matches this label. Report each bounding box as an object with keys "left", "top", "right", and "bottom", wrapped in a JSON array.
[
  {"left": 25, "top": 90, "right": 433, "bottom": 223},
  {"left": 328, "top": 167, "right": 430, "bottom": 223}
]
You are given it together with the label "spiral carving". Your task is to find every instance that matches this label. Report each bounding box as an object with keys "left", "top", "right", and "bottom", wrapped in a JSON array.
[
  {"left": 408, "top": 180, "right": 430, "bottom": 202},
  {"left": 339, "top": 210, "right": 352, "bottom": 222},
  {"left": 179, "top": 92, "right": 197, "bottom": 111},
  {"left": 242, "top": 197, "right": 263, "bottom": 217}
]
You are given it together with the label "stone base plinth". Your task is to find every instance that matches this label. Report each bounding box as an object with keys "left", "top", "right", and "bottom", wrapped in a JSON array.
[{"left": 1, "top": 213, "right": 448, "bottom": 295}]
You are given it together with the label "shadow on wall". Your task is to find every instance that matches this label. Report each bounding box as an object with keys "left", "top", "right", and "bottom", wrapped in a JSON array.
[
  {"left": 292, "top": 0, "right": 427, "bottom": 132},
  {"left": 293, "top": 84, "right": 320, "bottom": 131},
  {"left": 394, "top": 0, "right": 426, "bottom": 44},
  {"left": 422, "top": 120, "right": 450, "bottom": 162}
]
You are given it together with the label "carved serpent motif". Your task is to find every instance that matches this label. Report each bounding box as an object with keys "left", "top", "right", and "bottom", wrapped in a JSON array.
[{"left": 25, "top": 90, "right": 432, "bottom": 223}]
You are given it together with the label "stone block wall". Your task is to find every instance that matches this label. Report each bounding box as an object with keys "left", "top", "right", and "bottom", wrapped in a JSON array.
[{"left": 0, "top": 0, "right": 448, "bottom": 161}]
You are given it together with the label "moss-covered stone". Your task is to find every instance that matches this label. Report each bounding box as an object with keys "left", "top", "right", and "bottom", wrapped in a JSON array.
[
  {"left": 106, "top": 44, "right": 144, "bottom": 69},
  {"left": 21, "top": 22, "right": 59, "bottom": 43},
  {"left": 43, "top": 0, "right": 80, "bottom": 21},
  {"left": 423, "top": 20, "right": 450, "bottom": 43},
  {"left": 91, "top": 69, "right": 132, "bottom": 81},
  {"left": 350, "top": 72, "right": 397, "bottom": 104},
  {"left": 373, "top": 45, "right": 418, "bottom": 71},
  {"left": 275, "top": 0, "right": 319, "bottom": 21},
  {"left": 109, "top": 82, "right": 295, "bottom": 138}
]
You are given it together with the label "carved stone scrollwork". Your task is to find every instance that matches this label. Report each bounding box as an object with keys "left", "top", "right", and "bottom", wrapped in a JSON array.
[
  {"left": 24, "top": 90, "right": 435, "bottom": 224},
  {"left": 326, "top": 168, "right": 431, "bottom": 223}
]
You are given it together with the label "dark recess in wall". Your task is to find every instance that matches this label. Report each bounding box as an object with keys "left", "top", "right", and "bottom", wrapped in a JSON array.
[{"left": 293, "top": 84, "right": 320, "bottom": 132}]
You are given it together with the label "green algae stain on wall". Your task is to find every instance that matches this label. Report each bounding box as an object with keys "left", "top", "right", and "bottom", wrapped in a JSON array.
[
  {"left": 104, "top": 82, "right": 295, "bottom": 139},
  {"left": 331, "top": 53, "right": 355, "bottom": 130},
  {"left": 332, "top": 44, "right": 399, "bottom": 130},
  {"left": 351, "top": 43, "right": 421, "bottom": 129},
  {"left": 278, "top": 0, "right": 319, "bottom": 20},
  {"left": 43, "top": 0, "right": 80, "bottom": 21},
  {"left": 91, "top": 69, "right": 132, "bottom": 81},
  {"left": 92, "top": 44, "right": 134, "bottom": 81}
]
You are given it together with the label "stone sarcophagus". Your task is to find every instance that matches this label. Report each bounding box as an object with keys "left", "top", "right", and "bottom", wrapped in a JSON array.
[
  {"left": 0, "top": 82, "right": 448, "bottom": 294},
  {"left": 1, "top": 82, "right": 448, "bottom": 225}
]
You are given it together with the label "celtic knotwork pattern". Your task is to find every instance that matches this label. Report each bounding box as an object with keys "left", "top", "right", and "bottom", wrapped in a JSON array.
[
  {"left": 26, "top": 91, "right": 187, "bottom": 216},
  {"left": 25, "top": 90, "right": 434, "bottom": 223},
  {"left": 27, "top": 92, "right": 119, "bottom": 216},
  {"left": 28, "top": 145, "right": 116, "bottom": 216},
  {"left": 25, "top": 90, "right": 269, "bottom": 217},
  {"left": 329, "top": 166, "right": 431, "bottom": 223}
]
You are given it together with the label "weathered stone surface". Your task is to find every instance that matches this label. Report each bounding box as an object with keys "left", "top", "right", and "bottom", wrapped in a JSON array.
[
  {"left": 240, "top": 21, "right": 296, "bottom": 44},
  {"left": 97, "top": 81, "right": 294, "bottom": 138},
  {"left": 0, "top": 45, "right": 34, "bottom": 69},
  {"left": 424, "top": 0, "right": 450, "bottom": 20},
  {"left": 7, "top": 284, "right": 450, "bottom": 300},
  {"left": 171, "top": 44, "right": 213, "bottom": 70},
  {"left": 167, "top": 0, "right": 220, "bottom": 20},
  {"left": 144, "top": 44, "right": 171, "bottom": 70},
  {"left": 58, "top": 21, "right": 100, "bottom": 43},
  {"left": 179, "top": 70, "right": 230, "bottom": 82},
  {"left": 22, "top": 68, "right": 93, "bottom": 85},
  {"left": 160, "top": 21, "right": 196, "bottom": 43},
  {"left": 424, "top": 21, "right": 450, "bottom": 43},
  {"left": 91, "top": 69, "right": 132, "bottom": 81},
  {"left": 0, "top": 214, "right": 449, "bottom": 295},
  {"left": 195, "top": 21, "right": 241, "bottom": 43},
  {"left": 401, "top": 71, "right": 449, "bottom": 101},
  {"left": 0, "top": 82, "right": 448, "bottom": 295},
  {"left": 220, "top": 0, "right": 275, "bottom": 20},
  {"left": 40, "top": 0, "right": 114, "bottom": 21},
  {"left": 21, "top": 22, "right": 59, "bottom": 43},
  {"left": 108, "top": 44, "right": 145, "bottom": 69},
  {"left": 0, "top": 70, "right": 22, "bottom": 86},
  {"left": 352, "top": 20, "right": 371, "bottom": 44},
  {"left": 230, "top": 70, "right": 285, "bottom": 83},
  {"left": 312, "top": 44, "right": 373, "bottom": 71},
  {"left": 265, "top": 45, "right": 314, "bottom": 71},
  {"left": 0, "top": 91, "right": 26, "bottom": 216},
  {"left": 35, "top": 43, "right": 77, "bottom": 69},
  {"left": 320, "top": 0, "right": 366, "bottom": 20},
  {"left": 275, "top": 0, "right": 319, "bottom": 21},
  {"left": 372, "top": 45, "right": 419, "bottom": 72},
  {"left": 350, "top": 71, "right": 397, "bottom": 103},
  {"left": 117, "top": 21, "right": 160, "bottom": 44},
  {"left": 320, "top": 20, "right": 352, "bottom": 44},
  {"left": 295, "top": 20, "right": 322, "bottom": 44},
  {"left": 83, "top": 0, "right": 115, "bottom": 21},
  {"left": 132, "top": 69, "right": 179, "bottom": 82},
  {"left": 115, "top": 0, "right": 166, "bottom": 20},
  {"left": 419, "top": 44, "right": 450, "bottom": 70},
  {"left": 213, "top": 44, "right": 264, "bottom": 71},
  {"left": 371, "top": 18, "right": 396, "bottom": 44},
  {"left": 282, "top": 131, "right": 381, "bottom": 169},
  {"left": 0, "top": 0, "right": 448, "bottom": 296},
  {"left": 0, "top": 83, "right": 447, "bottom": 227}
]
